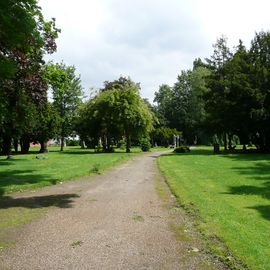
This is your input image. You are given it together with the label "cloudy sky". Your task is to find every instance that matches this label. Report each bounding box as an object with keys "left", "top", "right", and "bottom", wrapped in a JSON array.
[{"left": 39, "top": 0, "right": 270, "bottom": 102}]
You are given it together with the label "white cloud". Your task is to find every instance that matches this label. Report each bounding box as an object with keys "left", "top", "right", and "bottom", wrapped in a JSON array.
[{"left": 39, "top": 0, "right": 270, "bottom": 101}]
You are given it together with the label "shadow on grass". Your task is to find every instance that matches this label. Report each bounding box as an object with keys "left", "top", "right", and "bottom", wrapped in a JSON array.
[
  {"left": 58, "top": 150, "right": 129, "bottom": 155},
  {"left": 247, "top": 205, "right": 270, "bottom": 220},
  {"left": 0, "top": 193, "right": 79, "bottom": 209},
  {"left": 223, "top": 158, "right": 270, "bottom": 221},
  {"left": 225, "top": 181, "right": 270, "bottom": 200},
  {"left": 160, "top": 148, "right": 213, "bottom": 157},
  {"left": 0, "top": 169, "right": 58, "bottom": 197}
]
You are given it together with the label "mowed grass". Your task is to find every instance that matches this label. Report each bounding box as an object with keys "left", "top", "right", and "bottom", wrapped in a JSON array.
[
  {"left": 158, "top": 147, "right": 270, "bottom": 270},
  {"left": 0, "top": 146, "right": 140, "bottom": 196}
]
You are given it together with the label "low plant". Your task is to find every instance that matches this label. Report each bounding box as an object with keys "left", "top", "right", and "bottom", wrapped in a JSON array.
[
  {"left": 140, "top": 138, "right": 151, "bottom": 152},
  {"left": 173, "top": 146, "right": 190, "bottom": 153},
  {"left": 90, "top": 163, "right": 101, "bottom": 174}
]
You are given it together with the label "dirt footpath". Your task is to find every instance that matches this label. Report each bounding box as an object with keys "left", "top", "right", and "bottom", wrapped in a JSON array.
[{"left": 0, "top": 151, "right": 223, "bottom": 270}]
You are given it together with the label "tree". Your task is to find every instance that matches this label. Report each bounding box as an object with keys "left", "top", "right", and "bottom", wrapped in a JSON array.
[
  {"left": 249, "top": 31, "right": 270, "bottom": 150},
  {"left": 153, "top": 84, "right": 174, "bottom": 127},
  {"left": 0, "top": 0, "right": 59, "bottom": 155},
  {"left": 45, "top": 62, "right": 83, "bottom": 151},
  {"left": 77, "top": 77, "right": 154, "bottom": 153},
  {"left": 205, "top": 36, "right": 233, "bottom": 149},
  {"left": 33, "top": 103, "right": 61, "bottom": 153},
  {"left": 151, "top": 127, "right": 181, "bottom": 147}
]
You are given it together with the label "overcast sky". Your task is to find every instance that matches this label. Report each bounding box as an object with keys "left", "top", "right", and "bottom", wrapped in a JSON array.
[{"left": 39, "top": 0, "right": 270, "bottom": 102}]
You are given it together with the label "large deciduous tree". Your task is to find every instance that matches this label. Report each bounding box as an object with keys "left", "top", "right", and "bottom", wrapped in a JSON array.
[
  {"left": 0, "top": 0, "right": 60, "bottom": 154},
  {"left": 77, "top": 77, "right": 154, "bottom": 153},
  {"left": 45, "top": 62, "right": 83, "bottom": 151}
]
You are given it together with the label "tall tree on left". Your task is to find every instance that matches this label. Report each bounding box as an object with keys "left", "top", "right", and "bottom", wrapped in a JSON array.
[
  {"left": 0, "top": 0, "right": 60, "bottom": 154},
  {"left": 45, "top": 62, "right": 83, "bottom": 151}
]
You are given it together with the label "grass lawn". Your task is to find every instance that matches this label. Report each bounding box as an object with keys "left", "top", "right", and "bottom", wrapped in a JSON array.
[
  {"left": 0, "top": 145, "right": 144, "bottom": 196},
  {"left": 158, "top": 146, "right": 270, "bottom": 270}
]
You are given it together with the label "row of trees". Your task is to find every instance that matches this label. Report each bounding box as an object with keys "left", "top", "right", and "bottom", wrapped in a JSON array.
[
  {"left": 0, "top": 1, "right": 177, "bottom": 155},
  {"left": 6, "top": 2, "right": 270, "bottom": 154},
  {"left": 154, "top": 31, "right": 270, "bottom": 151},
  {"left": 0, "top": 1, "right": 83, "bottom": 155}
]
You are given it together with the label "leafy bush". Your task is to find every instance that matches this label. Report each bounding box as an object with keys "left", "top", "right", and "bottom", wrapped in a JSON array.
[
  {"left": 94, "top": 145, "right": 103, "bottom": 153},
  {"left": 90, "top": 163, "right": 100, "bottom": 174},
  {"left": 140, "top": 138, "right": 151, "bottom": 152},
  {"left": 66, "top": 139, "right": 80, "bottom": 146},
  {"left": 173, "top": 146, "right": 190, "bottom": 153}
]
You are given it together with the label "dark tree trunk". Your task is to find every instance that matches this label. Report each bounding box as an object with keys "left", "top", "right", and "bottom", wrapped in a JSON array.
[
  {"left": 80, "top": 140, "right": 86, "bottom": 149},
  {"left": 39, "top": 141, "right": 49, "bottom": 153},
  {"left": 13, "top": 138, "right": 19, "bottom": 153},
  {"left": 20, "top": 138, "right": 30, "bottom": 154},
  {"left": 60, "top": 135, "right": 64, "bottom": 151},
  {"left": 2, "top": 135, "right": 12, "bottom": 155},
  {"left": 126, "top": 134, "right": 131, "bottom": 153},
  {"left": 228, "top": 134, "right": 232, "bottom": 150},
  {"left": 102, "top": 135, "right": 107, "bottom": 152},
  {"left": 223, "top": 133, "right": 228, "bottom": 151}
]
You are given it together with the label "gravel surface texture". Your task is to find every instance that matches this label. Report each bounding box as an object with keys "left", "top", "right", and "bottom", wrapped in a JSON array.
[{"left": 0, "top": 151, "right": 224, "bottom": 270}]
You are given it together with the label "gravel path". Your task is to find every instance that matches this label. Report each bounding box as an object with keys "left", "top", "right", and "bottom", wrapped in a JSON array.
[{"left": 0, "top": 151, "right": 221, "bottom": 270}]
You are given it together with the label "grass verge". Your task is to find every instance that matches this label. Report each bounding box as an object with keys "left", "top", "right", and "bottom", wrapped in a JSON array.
[
  {"left": 0, "top": 146, "right": 141, "bottom": 195},
  {"left": 158, "top": 146, "right": 270, "bottom": 270}
]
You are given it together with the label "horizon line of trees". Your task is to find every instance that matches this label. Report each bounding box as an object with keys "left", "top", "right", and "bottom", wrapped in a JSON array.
[
  {"left": 154, "top": 31, "right": 270, "bottom": 152},
  {"left": 2, "top": 1, "right": 270, "bottom": 154}
]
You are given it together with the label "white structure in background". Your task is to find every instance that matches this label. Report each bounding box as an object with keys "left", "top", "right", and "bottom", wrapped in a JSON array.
[{"left": 173, "top": 134, "right": 180, "bottom": 148}]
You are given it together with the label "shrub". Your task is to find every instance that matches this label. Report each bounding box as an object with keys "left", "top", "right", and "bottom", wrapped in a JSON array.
[
  {"left": 90, "top": 163, "right": 100, "bottom": 174},
  {"left": 173, "top": 146, "right": 190, "bottom": 153},
  {"left": 66, "top": 139, "right": 80, "bottom": 146},
  {"left": 140, "top": 138, "right": 151, "bottom": 152}
]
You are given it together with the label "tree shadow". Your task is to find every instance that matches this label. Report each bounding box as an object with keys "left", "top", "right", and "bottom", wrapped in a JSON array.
[
  {"left": 247, "top": 205, "right": 270, "bottom": 221},
  {"left": 223, "top": 159, "right": 270, "bottom": 221},
  {"left": 225, "top": 181, "right": 270, "bottom": 200},
  {"left": 58, "top": 150, "right": 128, "bottom": 155},
  {"left": 160, "top": 148, "right": 213, "bottom": 157},
  {"left": 222, "top": 152, "right": 270, "bottom": 162},
  {"left": 0, "top": 169, "right": 58, "bottom": 197},
  {"left": 0, "top": 193, "right": 79, "bottom": 209}
]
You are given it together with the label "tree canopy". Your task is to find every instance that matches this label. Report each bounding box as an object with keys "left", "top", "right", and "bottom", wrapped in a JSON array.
[{"left": 77, "top": 77, "right": 154, "bottom": 153}]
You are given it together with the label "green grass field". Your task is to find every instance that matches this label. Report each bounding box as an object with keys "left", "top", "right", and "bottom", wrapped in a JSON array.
[
  {"left": 158, "top": 147, "right": 270, "bottom": 270},
  {"left": 0, "top": 146, "right": 143, "bottom": 196}
]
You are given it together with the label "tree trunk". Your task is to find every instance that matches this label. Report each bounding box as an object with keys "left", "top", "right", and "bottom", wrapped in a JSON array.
[
  {"left": 60, "top": 135, "right": 64, "bottom": 151},
  {"left": 13, "top": 138, "right": 18, "bottom": 153},
  {"left": 2, "top": 135, "right": 12, "bottom": 155},
  {"left": 228, "top": 134, "right": 232, "bottom": 150},
  {"left": 80, "top": 140, "right": 86, "bottom": 149},
  {"left": 223, "top": 133, "right": 228, "bottom": 151},
  {"left": 39, "top": 141, "right": 49, "bottom": 153},
  {"left": 126, "top": 134, "right": 131, "bottom": 153},
  {"left": 20, "top": 138, "right": 30, "bottom": 154}
]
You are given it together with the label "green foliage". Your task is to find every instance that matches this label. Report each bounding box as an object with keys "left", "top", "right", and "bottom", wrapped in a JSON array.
[
  {"left": 173, "top": 146, "right": 190, "bottom": 153},
  {"left": 0, "top": 0, "right": 60, "bottom": 155},
  {"left": 90, "top": 163, "right": 101, "bottom": 174},
  {"left": 204, "top": 32, "right": 270, "bottom": 151},
  {"left": 151, "top": 127, "right": 181, "bottom": 147},
  {"left": 66, "top": 139, "right": 80, "bottom": 146},
  {"left": 154, "top": 67, "right": 210, "bottom": 145},
  {"left": 76, "top": 77, "right": 154, "bottom": 153},
  {"left": 140, "top": 138, "right": 151, "bottom": 152},
  {"left": 45, "top": 62, "right": 83, "bottom": 151}
]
